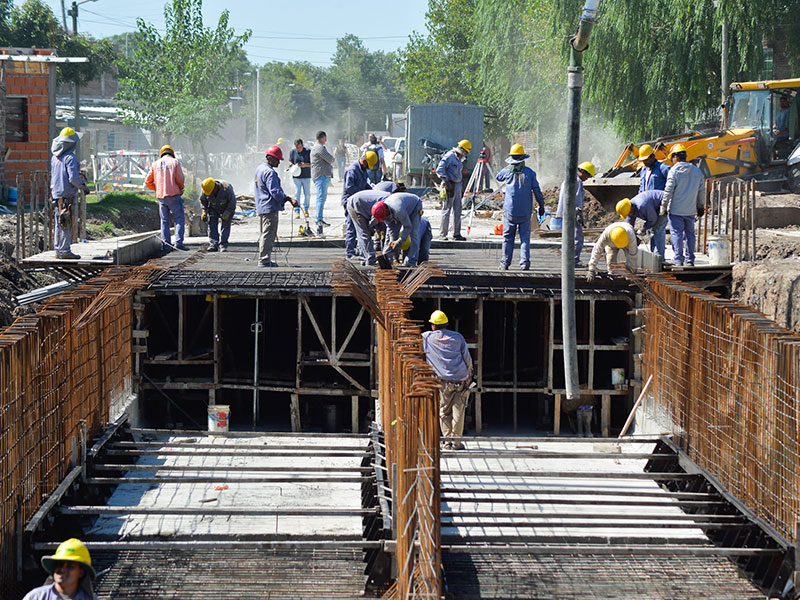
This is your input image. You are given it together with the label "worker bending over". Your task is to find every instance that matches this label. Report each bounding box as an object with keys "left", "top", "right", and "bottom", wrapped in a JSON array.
[
  {"left": 555, "top": 161, "right": 595, "bottom": 266},
  {"left": 346, "top": 181, "right": 397, "bottom": 266},
  {"left": 616, "top": 190, "right": 666, "bottom": 259},
  {"left": 50, "top": 127, "right": 89, "bottom": 260},
  {"left": 660, "top": 144, "right": 705, "bottom": 267},
  {"left": 637, "top": 144, "right": 670, "bottom": 192},
  {"left": 146, "top": 144, "right": 186, "bottom": 252},
  {"left": 495, "top": 144, "right": 545, "bottom": 270},
  {"left": 435, "top": 139, "right": 471, "bottom": 240},
  {"left": 587, "top": 222, "right": 639, "bottom": 282},
  {"left": 24, "top": 538, "right": 96, "bottom": 600},
  {"left": 371, "top": 192, "right": 423, "bottom": 266},
  {"left": 254, "top": 145, "right": 298, "bottom": 267},
  {"left": 341, "top": 152, "right": 377, "bottom": 258},
  {"left": 200, "top": 178, "right": 236, "bottom": 252},
  {"left": 422, "top": 310, "right": 473, "bottom": 450}
]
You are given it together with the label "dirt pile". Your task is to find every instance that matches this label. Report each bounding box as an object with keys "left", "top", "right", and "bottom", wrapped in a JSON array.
[
  {"left": 0, "top": 252, "right": 42, "bottom": 326},
  {"left": 582, "top": 192, "right": 617, "bottom": 229},
  {"left": 732, "top": 257, "right": 800, "bottom": 332}
]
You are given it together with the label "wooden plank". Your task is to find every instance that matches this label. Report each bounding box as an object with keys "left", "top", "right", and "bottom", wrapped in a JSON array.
[
  {"left": 554, "top": 394, "right": 561, "bottom": 436},
  {"left": 602, "top": 393, "right": 610, "bottom": 438}
]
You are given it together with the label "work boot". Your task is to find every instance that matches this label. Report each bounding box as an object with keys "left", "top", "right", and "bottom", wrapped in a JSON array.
[
  {"left": 219, "top": 246, "right": 228, "bottom": 253},
  {"left": 438, "top": 235, "right": 448, "bottom": 241},
  {"left": 500, "top": 263, "right": 509, "bottom": 271},
  {"left": 453, "top": 234, "right": 466, "bottom": 241},
  {"left": 452, "top": 441, "right": 465, "bottom": 450},
  {"left": 520, "top": 264, "right": 530, "bottom": 271},
  {"left": 303, "top": 209, "right": 309, "bottom": 219},
  {"left": 207, "top": 243, "right": 218, "bottom": 252},
  {"left": 56, "top": 251, "right": 81, "bottom": 260},
  {"left": 294, "top": 211, "right": 301, "bottom": 219},
  {"left": 175, "top": 243, "right": 188, "bottom": 251}
]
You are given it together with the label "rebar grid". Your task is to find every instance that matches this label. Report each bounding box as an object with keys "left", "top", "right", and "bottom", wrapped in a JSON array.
[{"left": 641, "top": 274, "right": 800, "bottom": 545}]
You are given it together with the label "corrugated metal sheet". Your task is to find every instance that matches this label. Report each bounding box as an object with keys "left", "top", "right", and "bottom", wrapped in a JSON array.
[{"left": 405, "top": 103, "right": 484, "bottom": 175}]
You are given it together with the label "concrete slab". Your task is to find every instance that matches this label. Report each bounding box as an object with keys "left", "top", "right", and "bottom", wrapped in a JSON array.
[{"left": 22, "top": 230, "right": 162, "bottom": 267}]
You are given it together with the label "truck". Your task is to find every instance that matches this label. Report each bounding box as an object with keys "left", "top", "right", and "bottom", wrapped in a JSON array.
[
  {"left": 403, "top": 103, "right": 484, "bottom": 187},
  {"left": 584, "top": 77, "right": 800, "bottom": 211}
]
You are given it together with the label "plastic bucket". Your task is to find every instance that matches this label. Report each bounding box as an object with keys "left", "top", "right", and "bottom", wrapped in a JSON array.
[
  {"left": 549, "top": 217, "right": 562, "bottom": 231},
  {"left": 611, "top": 368, "right": 626, "bottom": 386},
  {"left": 7, "top": 187, "right": 17, "bottom": 205},
  {"left": 707, "top": 235, "right": 730, "bottom": 266},
  {"left": 208, "top": 404, "right": 230, "bottom": 432}
]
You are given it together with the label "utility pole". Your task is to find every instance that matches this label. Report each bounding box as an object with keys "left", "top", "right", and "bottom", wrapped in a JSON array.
[
  {"left": 720, "top": 20, "right": 728, "bottom": 105},
  {"left": 347, "top": 107, "right": 351, "bottom": 143},
  {"left": 60, "top": 0, "right": 68, "bottom": 31},
  {"left": 562, "top": 0, "right": 599, "bottom": 404},
  {"left": 66, "top": 0, "right": 97, "bottom": 138},
  {"left": 255, "top": 67, "right": 260, "bottom": 150}
]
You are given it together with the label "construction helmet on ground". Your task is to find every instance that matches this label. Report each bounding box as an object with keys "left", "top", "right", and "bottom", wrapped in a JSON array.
[
  {"left": 578, "top": 161, "right": 596, "bottom": 177},
  {"left": 669, "top": 143, "right": 687, "bottom": 157},
  {"left": 41, "top": 538, "right": 96, "bottom": 580},
  {"left": 509, "top": 143, "right": 526, "bottom": 156},
  {"left": 457, "top": 139, "right": 472, "bottom": 154},
  {"left": 616, "top": 198, "right": 632, "bottom": 218},
  {"left": 400, "top": 237, "right": 411, "bottom": 251},
  {"left": 371, "top": 200, "right": 388, "bottom": 222},
  {"left": 201, "top": 178, "right": 216, "bottom": 196},
  {"left": 638, "top": 144, "right": 654, "bottom": 160},
  {"left": 429, "top": 309, "right": 448, "bottom": 325},
  {"left": 265, "top": 145, "right": 283, "bottom": 161},
  {"left": 60, "top": 127, "right": 76, "bottom": 137},
  {"left": 364, "top": 150, "right": 378, "bottom": 169},
  {"left": 160, "top": 145, "right": 174, "bottom": 157},
  {"left": 610, "top": 225, "right": 629, "bottom": 249}
]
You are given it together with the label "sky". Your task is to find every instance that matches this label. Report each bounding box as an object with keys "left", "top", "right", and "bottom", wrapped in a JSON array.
[{"left": 39, "top": 0, "right": 430, "bottom": 66}]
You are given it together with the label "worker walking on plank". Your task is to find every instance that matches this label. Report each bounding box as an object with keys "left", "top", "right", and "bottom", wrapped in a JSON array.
[
  {"left": 341, "top": 152, "right": 377, "bottom": 258},
  {"left": 200, "top": 178, "right": 236, "bottom": 252},
  {"left": 24, "top": 538, "right": 96, "bottom": 600},
  {"left": 145, "top": 144, "right": 187, "bottom": 252},
  {"left": 637, "top": 144, "right": 670, "bottom": 192},
  {"left": 660, "top": 143, "right": 705, "bottom": 266},
  {"left": 616, "top": 190, "right": 667, "bottom": 259},
  {"left": 555, "top": 161, "right": 595, "bottom": 267},
  {"left": 495, "top": 144, "right": 545, "bottom": 271},
  {"left": 50, "top": 127, "right": 89, "bottom": 259},
  {"left": 346, "top": 181, "right": 397, "bottom": 266},
  {"left": 422, "top": 310, "right": 473, "bottom": 450},
  {"left": 371, "top": 192, "right": 423, "bottom": 266},
  {"left": 435, "top": 139, "right": 471, "bottom": 240},
  {"left": 254, "top": 145, "right": 298, "bottom": 267},
  {"left": 586, "top": 222, "right": 639, "bottom": 281}
]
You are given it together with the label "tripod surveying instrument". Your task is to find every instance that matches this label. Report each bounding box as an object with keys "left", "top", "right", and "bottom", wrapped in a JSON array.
[{"left": 464, "top": 149, "right": 497, "bottom": 235}]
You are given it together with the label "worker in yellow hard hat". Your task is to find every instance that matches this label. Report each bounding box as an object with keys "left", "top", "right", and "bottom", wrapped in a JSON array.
[
  {"left": 50, "top": 126, "right": 90, "bottom": 260},
  {"left": 341, "top": 151, "right": 376, "bottom": 258},
  {"left": 422, "top": 310, "right": 473, "bottom": 450},
  {"left": 586, "top": 221, "right": 639, "bottom": 282},
  {"left": 363, "top": 134, "right": 387, "bottom": 185},
  {"left": 661, "top": 143, "right": 704, "bottom": 266},
  {"left": 200, "top": 177, "right": 237, "bottom": 252},
  {"left": 145, "top": 143, "right": 187, "bottom": 252},
  {"left": 435, "top": 139, "right": 472, "bottom": 241},
  {"left": 554, "top": 161, "right": 596, "bottom": 267},
  {"left": 637, "top": 143, "right": 670, "bottom": 193},
  {"left": 616, "top": 190, "right": 668, "bottom": 259},
  {"left": 24, "top": 538, "right": 96, "bottom": 599}
]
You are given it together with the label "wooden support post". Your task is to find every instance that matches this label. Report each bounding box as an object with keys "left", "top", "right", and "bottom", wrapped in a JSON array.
[
  {"left": 29, "top": 175, "right": 35, "bottom": 254},
  {"left": 177, "top": 294, "right": 184, "bottom": 360},
  {"left": 601, "top": 393, "right": 610, "bottom": 438},
  {"left": 80, "top": 188, "right": 87, "bottom": 241},
  {"left": 17, "top": 174, "right": 25, "bottom": 259},
  {"left": 476, "top": 297, "right": 483, "bottom": 435},
  {"left": 351, "top": 395, "right": 359, "bottom": 433},
  {"left": 290, "top": 393, "right": 301, "bottom": 432},
  {"left": 750, "top": 180, "right": 756, "bottom": 257},
  {"left": 588, "top": 298, "right": 596, "bottom": 390},
  {"left": 554, "top": 394, "right": 561, "bottom": 436},
  {"left": 512, "top": 300, "right": 518, "bottom": 433},
  {"left": 211, "top": 294, "right": 220, "bottom": 404}
]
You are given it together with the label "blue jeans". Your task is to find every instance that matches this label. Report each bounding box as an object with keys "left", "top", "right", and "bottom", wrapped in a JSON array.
[
  {"left": 314, "top": 176, "right": 330, "bottom": 223},
  {"left": 159, "top": 195, "right": 185, "bottom": 247},
  {"left": 367, "top": 168, "right": 382, "bottom": 185},
  {"left": 336, "top": 159, "right": 346, "bottom": 181},
  {"left": 344, "top": 206, "right": 357, "bottom": 257},
  {"left": 669, "top": 214, "right": 695, "bottom": 265},
  {"left": 651, "top": 219, "right": 667, "bottom": 259},
  {"left": 501, "top": 216, "right": 531, "bottom": 268},
  {"left": 418, "top": 223, "right": 432, "bottom": 262},
  {"left": 207, "top": 208, "right": 231, "bottom": 248},
  {"left": 293, "top": 178, "right": 311, "bottom": 213},
  {"left": 575, "top": 223, "right": 584, "bottom": 263}
]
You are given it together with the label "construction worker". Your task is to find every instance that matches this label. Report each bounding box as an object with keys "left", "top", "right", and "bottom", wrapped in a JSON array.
[
  {"left": 371, "top": 192, "right": 423, "bottom": 266},
  {"left": 435, "top": 139, "right": 471, "bottom": 240},
  {"left": 364, "top": 134, "right": 386, "bottom": 184},
  {"left": 289, "top": 139, "right": 312, "bottom": 220},
  {"left": 310, "top": 130, "right": 335, "bottom": 229},
  {"left": 50, "top": 127, "right": 89, "bottom": 260},
  {"left": 254, "top": 145, "right": 299, "bottom": 267},
  {"left": 637, "top": 144, "right": 670, "bottom": 192},
  {"left": 660, "top": 143, "right": 705, "bottom": 266},
  {"left": 616, "top": 190, "right": 667, "bottom": 258},
  {"left": 555, "top": 161, "right": 595, "bottom": 266},
  {"left": 415, "top": 216, "right": 433, "bottom": 263},
  {"left": 422, "top": 310, "right": 473, "bottom": 450},
  {"left": 23, "top": 538, "right": 96, "bottom": 600},
  {"left": 495, "top": 144, "right": 545, "bottom": 271},
  {"left": 200, "top": 178, "right": 236, "bottom": 252},
  {"left": 341, "top": 152, "right": 377, "bottom": 258},
  {"left": 145, "top": 144, "right": 186, "bottom": 252},
  {"left": 346, "top": 181, "right": 397, "bottom": 266},
  {"left": 586, "top": 222, "right": 639, "bottom": 282}
]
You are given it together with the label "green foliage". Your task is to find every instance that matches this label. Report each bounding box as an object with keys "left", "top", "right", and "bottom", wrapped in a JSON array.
[{"left": 86, "top": 192, "right": 157, "bottom": 217}]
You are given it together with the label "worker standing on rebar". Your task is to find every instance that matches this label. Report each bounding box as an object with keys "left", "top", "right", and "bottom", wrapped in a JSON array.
[
  {"left": 23, "top": 538, "right": 97, "bottom": 600},
  {"left": 145, "top": 145, "right": 187, "bottom": 252},
  {"left": 371, "top": 192, "right": 423, "bottom": 266},
  {"left": 254, "top": 145, "right": 298, "bottom": 267},
  {"left": 346, "top": 181, "right": 397, "bottom": 266},
  {"left": 586, "top": 222, "right": 639, "bottom": 281},
  {"left": 637, "top": 144, "right": 670, "bottom": 192},
  {"left": 422, "top": 310, "right": 473, "bottom": 450},
  {"left": 555, "top": 161, "right": 595, "bottom": 267},
  {"left": 50, "top": 127, "right": 89, "bottom": 260},
  {"left": 341, "top": 152, "right": 377, "bottom": 258},
  {"left": 435, "top": 139, "right": 471, "bottom": 241},
  {"left": 616, "top": 190, "right": 666, "bottom": 258},
  {"left": 200, "top": 178, "right": 236, "bottom": 252},
  {"left": 495, "top": 144, "right": 545, "bottom": 271},
  {"left": 660, "top": 144, "right": 705, "bottom": 267}
]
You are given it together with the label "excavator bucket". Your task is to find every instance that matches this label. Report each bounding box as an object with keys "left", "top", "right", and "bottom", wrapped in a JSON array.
[{"left": 583, "top": 176, "right": 641, "bottom": 212}]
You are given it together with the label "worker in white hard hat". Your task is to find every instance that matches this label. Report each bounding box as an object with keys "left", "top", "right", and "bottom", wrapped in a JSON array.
[
  {"left": 422, "top": 310, "right": 473, "bottom": 450},
  {"left": 555, "top": 161, "right": 595, "bottom": 267},
  {"left": 24, "top": 538, "right": 96, "bottom": 600},
  {"left": 586, "top": 222, "right": 639, "bottom": 282}
]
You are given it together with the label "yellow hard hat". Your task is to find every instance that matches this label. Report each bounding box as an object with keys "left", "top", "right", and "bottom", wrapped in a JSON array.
[
  {"left": 160, "top": 144, "right": 174, "bottom": 157},
  {"left": 364, "top": 150, "right": 378, "bottom": 169},
  {"left": 610, "top": 225, "right": 629, "bottom": 249},
  {"left": 669, "top": 143, "right": 687, "bottom": 156},
  {"left": 201, "top": 177, "right": 216, "bottom": 196},
  {"left": 400, "top": 237, "right": 411, "bottom": 251},
  {"left": 458, "top": 139, "right": 472, "bottom": 154},
  {"left": 429, "top": 310, "right": 448, "bottom": 325},
  {"left": 60, "top": 126, "right": 76, "bottom": 137},
  {"left": 638, "top": 144, "right": 654, "bottom": 160},
  {"left": 277, "top": 137, "right": 285, "bottom": 145},
  {"left": 578, "top": 161, "right": 596, "bottom": 177},
  {"left": 509, "top": 143, "right": 526, "bottom": 156},
  {"left": 41, "top": 538, "right": 95, "bottom": 580},
  {"left": 616, "top": 198, "right": 632, "bottom": 218}
]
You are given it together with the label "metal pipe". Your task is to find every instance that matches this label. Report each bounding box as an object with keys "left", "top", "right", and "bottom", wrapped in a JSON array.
[{"left": 252, "top": 298, "right": 261, "bottom": 427}]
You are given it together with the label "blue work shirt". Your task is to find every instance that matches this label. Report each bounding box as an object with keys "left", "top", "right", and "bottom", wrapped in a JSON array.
[
  {"left": 50, "top": 152, "right": 82, "bottom": 199},
  {"left": 495, "top": 166, "right": 545, "bottom": 223},
  {"left": 638, "top": 160, "right": 670, "bottom": 192},
  {"left": 341, "top": 162, "right": 370, "bottom": 206},
  {"left": 385, "top": 193, "right": 422, "bottom": 246},
  {"left": 556, "top": 176, "right": 586, "bottom": 218},
  {"left": 422, "top": 328, "right": 472, "bottom": 382},
  {"left": 435, "top": 150, "right": 463, "bottom": 183},
  {"left": 347, "top": 189, "right": 391, "bottom": 220},
  {"left": 254, "top": 162, "right": 289, "bottom": 214},
  {"left": 23, "top": 583, "right": 93, "bottom": 600},
  {"left": 627, "top": 190, "right": 664, "bottom": 230},
  {"left": 289, "top": 147, "right": 311, "bottom": 178}
]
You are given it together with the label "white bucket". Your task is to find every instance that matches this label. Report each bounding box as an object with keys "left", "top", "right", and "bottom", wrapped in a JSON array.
[
  {"left": 611, "top": 368, "right": 626, "bottom": 386},
  {"left": 208, "top": 404, "right": 230, "bottom": 432},
  {"left": 707, "top": 235, "right": 730, "bottom": 266}
]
